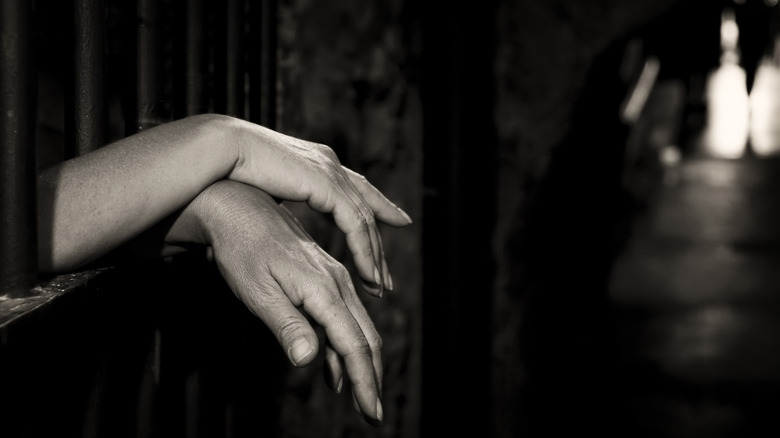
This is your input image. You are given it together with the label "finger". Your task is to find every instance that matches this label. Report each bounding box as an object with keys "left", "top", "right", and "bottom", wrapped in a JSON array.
[
  {"left": 329, "top": 188, "right": 384, "bottom": 296},
  {"left": 338, "top": 170, "right": 388, "bottom": 295},
  {"left": 324, "top": 344, "right": 344, "bottom": 394},
  {"left": 241, "top": 281, "right": 319, "bottom": 367},
  {"left": 360, "top": 224, "right": 391, "bottom": 294},
  {"left": 352, "top": 389, "right": 360, "bottom": 414},
  {"left": 342, "top": 166, "right": 412, "bottom": 226},
  {"left": 270, "top": 206, "right": 383, "bottom": 424},
  {"left": 337, "top": 273, "right": 384, "bottom": 396},
  {"left": 289, "top": 153, "right": 384, "bottom": 294},
  {"left": 378, "top": 233, "right": 392, "bottom": 292},
  {"left": 361, "top": 279, "right": 383, "bottom": 297},
  {"left": 280, "top": 200, "right": 383, "bottom": 297},
  {"left": 300, "top": 273, "right": 382, "bottom": 424},
  {"left": 357, "top": 225, "right": 391, "bottom": 294}
]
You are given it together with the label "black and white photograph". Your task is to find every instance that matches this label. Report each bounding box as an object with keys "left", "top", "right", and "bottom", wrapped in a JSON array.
[{"left": 2, "top": 1, "right": 780, "bottom": 437}]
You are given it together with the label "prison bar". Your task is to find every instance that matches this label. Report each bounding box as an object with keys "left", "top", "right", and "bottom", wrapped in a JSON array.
[
  {"left": 0, "top": 0, "right": 296, "bottom": 438},
  {"left": 1, "top": 0, "right": 284, "bottom": 433},
  {"left": 0, "top": 0, "right": 36, "bottom": 297},
  {"left": 136, "top": 0, "right": 164, "bottom": 132},
  {"left": 185, "top": 0, "right": 207, "bottom": 116},
  {"left": 211, "top": 2, "right": 229, "bottom": 115},
  {"left": 248, "top": 0, "right": 278, "bottom": 129},
  {"left": 68, "top": 0, "right": 107, "bottom": 158},
  {"left": 226, "top": 0, "right": 245, "bottom": 118}
]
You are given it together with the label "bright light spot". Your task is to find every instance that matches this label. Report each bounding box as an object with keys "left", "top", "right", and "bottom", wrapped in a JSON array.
[
  {"left": 620, "top": 57, "right": 660, "bottom": 124},
  {"left": 703, "top": 63, "right": 749, "bottom": 158},
  {"left": 721, "top": 8, "right": 740, "bottom": 53},
  {"left": 749, "top": 60, "right": 780, "bottom": 156},
  {"left": 660, "top": 145, "right": 682, "bottom": 166}
]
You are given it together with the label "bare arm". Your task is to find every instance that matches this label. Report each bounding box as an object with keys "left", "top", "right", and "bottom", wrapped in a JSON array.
[
  {"left": 38, "top": 114, "right": 411, "bottom": 295},
  {"left": 37, "top": 114, "right": 236, "bottom": 272}
]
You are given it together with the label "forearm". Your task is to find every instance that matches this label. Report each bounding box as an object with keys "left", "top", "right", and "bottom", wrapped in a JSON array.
[
  {"left": 161, "top": 180, "right": 278, "bottom": 251},
  {"left": 37, "top": 113, "right": 240, "bottom": 272},
  {"left": 104, "top": 179, "right": 258, "bottom": 262},
  {"left": 37, "top": 110, "right": 409, "bottom": 300}
]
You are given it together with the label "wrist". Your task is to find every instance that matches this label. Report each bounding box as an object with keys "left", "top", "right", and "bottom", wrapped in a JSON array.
[
  {"left": 164, "top": 182, "right": 225, "bottom": 247},
  {"left": 181, "top": 180, "right": 249, "bottom": 249}
]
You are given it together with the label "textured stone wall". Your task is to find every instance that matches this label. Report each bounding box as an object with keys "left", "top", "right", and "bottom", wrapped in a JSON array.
[
  {"left": 270, "top": 1, "right": 695, "bottom": 437},
  {"left": 274, "top": 1, "right": 422, "bottom": 437}
]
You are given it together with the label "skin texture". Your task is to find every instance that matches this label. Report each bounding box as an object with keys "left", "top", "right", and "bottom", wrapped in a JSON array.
[
  {"left": 36, "top": 114, "right": 412, "bottom": 425},
  {"left": 166, "top": 181, "right": 385, "bottom": 424},
  {"left": 38, "top": 114, "right": 411, "bottom": 289}
]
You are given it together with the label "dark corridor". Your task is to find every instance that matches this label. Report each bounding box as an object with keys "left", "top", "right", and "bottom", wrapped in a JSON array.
[{"left": 520, "top": 1, "right": 780, "bottom": 436}]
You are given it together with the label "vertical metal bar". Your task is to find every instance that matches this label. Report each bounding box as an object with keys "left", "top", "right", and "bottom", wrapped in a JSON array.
[
  {"left": 225, "top": 0, "right": 244, "bottom": 118},
  {"left": 185, "top": 0, "right": 206, "bottom": 116},
  {"left": 247, "top": 0, "right": 277, "bottom": 129},
  {"left": 136, "top": 0, "right": 162, "bottom": 131},
  {"left": 0, "top": 0, "right": 37, "bottom": 297},
  {"left": 68, "top": 0, "right": 107, "bottom": 158},
  {"left": 211, "top": 2, "right": 227, "bottom": 115}
]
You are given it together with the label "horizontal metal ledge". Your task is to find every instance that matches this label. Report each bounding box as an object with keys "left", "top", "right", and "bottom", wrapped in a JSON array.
[{"left": 0, "top": 268, "right": 113, "bottom": 346}]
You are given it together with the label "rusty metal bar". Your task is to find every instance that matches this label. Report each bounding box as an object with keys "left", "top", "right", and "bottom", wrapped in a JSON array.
[
  {"left": 136, "top": 0, "right": 163, "bottom": 131},
  {"left": 226, "top": 0, "right": 245, "bottom": 118},
  {"left": 0, "top": 0, "right": 37, "bottom": 297},
  {"left": 67, "top": 0, "right": 107, "bottom": 158},
  {"left": 211, "top": 2, "right": 228, "bottom": 115},
  {"left": 248, "top": 0, "right": 277, "bottom": 129},
  {"left": 185, "top": 0, "right": 207, "bottom": 116}
]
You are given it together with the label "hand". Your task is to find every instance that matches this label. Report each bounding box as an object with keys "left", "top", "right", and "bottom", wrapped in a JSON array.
[
  {"left": 170, "top": 180, "right": 385, "bottom": 425},
  {"left": 38, "top": 114, "right": 411, "bottom": 284},
  {"left": 225, "top": 118, "right": 412, "bottom": 296}
]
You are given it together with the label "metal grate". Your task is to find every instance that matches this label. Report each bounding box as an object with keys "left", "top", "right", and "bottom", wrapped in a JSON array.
[
  {"left": 0, "top": 0, "right": 278, "bottom": 297},
  {"left": 0, "top": 1, "right": 281, "bottom": 436}
]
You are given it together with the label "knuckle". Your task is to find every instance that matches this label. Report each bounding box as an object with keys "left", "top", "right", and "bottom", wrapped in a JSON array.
[
  {"left": 302, "top": 270, "right": 343, "bottom": 307},
  {"left": 367, "top": 331, "right": 383, "bottom": 352},
  {"left": 297, "top": 274, "right": 320, "bottom": 299},
  {"left": 275, "top": 313, "right": 304, "bottom": 342},
  {"left": 364, "top": 210, "right": 376, "bottom": 228},
  {"left": 305, "top": 283, "right": 338, "bottom": 309},
  {"left": 333, "top": 263, "right": 354, "bottom": 287},
  {"left": 314, "top": 142, "right": 339, "bottom": 162},
  {"left": 343, "top": 337, "right": 373, "bottom": 360},
  {"left": 352, "top": 206, "right": 369, "bottom": 228}
]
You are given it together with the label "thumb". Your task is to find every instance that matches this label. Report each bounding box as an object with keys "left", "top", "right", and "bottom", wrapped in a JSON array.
[{"left": 249, "top": 291, "right": 320, "bottom": 367}]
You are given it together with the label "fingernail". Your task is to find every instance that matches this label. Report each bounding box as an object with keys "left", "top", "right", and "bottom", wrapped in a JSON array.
[
  {"left": 373, "top": 265, "right": 382, "bottom": 287},
  {"left": 382, "top": 258, "right": 392, "bottom": 291},
  {"left": 336, "top": 376, "right": 343, "bottom": 394},
  {"left": 288, "top": 339, "right": 313, "bottom": 366},
  {"left": 362, "top": 280, "right": 382, "bottom": 297},
  {"left": 376, "top": 398, "right": 384, "bottom": 423},
  {"left": 398, "top": 208, "right": 413, "bottom": 224}
]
